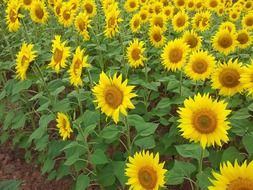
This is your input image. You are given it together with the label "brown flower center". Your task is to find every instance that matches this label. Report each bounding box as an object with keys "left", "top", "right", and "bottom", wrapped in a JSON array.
[
  {"left": 169, "top": 48, "right": 183, "bottom": 63},
  {"left": 245, "top": 2, "right": 252, "bottom": 9},
  {"left": 237, "top": 32, "right": 249, "bottom": 45},
  {"left": 74, "top": 59, "right": 82, "bottom": 75},
  {"left": 196, "top": 2, "right": 202, "bottom": 8},
  {"left": 130, "top": 1, "right": 136, "bottom": 8},
  {"left": 140, "top": 13, "right": 147, "bottom": 20},
  {"left": 231, "top": 13, "right": 237, "bottom": 19},
  {"left": 35, "top": 6, "right": 44, "bottom": 19},
  {"left": 177, "top": 0, "right": 185, "bottom": 6},
  {"left": 188, "top": 2, "right": 194, "bottom": 8},
  {"left": 78, "top": 19, "right": 86, "bottom": 31},
  {"left": 108, "top": 16, "right": 116, "bottom": 27},
  {"left": 218, "top": 34, "right": 233, "bottom": 48},
  {"left": 54, "top": 48, "right": 63, "bottom": 63},
  {"left": 105, "top": 86, "right": 123, "bottom": 108},
  {"left": 133, "top": 19, "right": 140, "bottom": 28},
  {"left": 85, "top": 3, "right": 93, "bottom": 14},
  {"left": 176, "top": 16, "right": 185, "bottom": 27},
  {"left": 56, "top": 5, "right": 62, "bottom": 16},
  {"left": 227, "top": 178, "right": 253, "bottom": 190},
  {"left": 131, "top": 48, "right": 141, "bottom": 61},
  {"left": 165, "top": 9, "right": 171, "bottom": 16},
  {"left": 153, "top": 32, "right": 162, "bottom": 42},
  {"left": 24, "top": 0, "right": 32, "bottom": 5},
  {"left": 9, "top": 9, "right": 17, "bottom": 22},
  {"left": 138, "top": 166, "right": 157, "bottom": 189},
  {"left": 185, "top": 36, "right": 198, "bottom": 49},
  {"left": 192, "top": 58, "right": 208, "bottom": 74},
  {"left": 219, "top": 68, "right": 240, "bottom": 88},
  {"left": 63, "top": 10, "right": 70, "bottom": 20},
  {"left": 210, "top": 0, "right": 218, "bottom": 8},
  {"left": 154, "top": 17, "right": 163, "bottom": 28},
  {"left": 245, "top": 16, "right": 253, "bottom": 27},
  {"left": 193, "top": 110, "right": 217, "bottom": 134},
  {"left": 21, "top": 55, "right": 29, "bottom": 66}
]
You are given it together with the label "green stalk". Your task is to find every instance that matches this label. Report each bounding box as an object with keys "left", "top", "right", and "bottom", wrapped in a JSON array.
[
  {"left": 179, "top": 70, "right": 183, "bottom": 96},
  {"left": 124, "top": 116, "right": 131, "bottom": 154},
  {"left": 76, "top": 87, "right": 83, "bottom": 115}
]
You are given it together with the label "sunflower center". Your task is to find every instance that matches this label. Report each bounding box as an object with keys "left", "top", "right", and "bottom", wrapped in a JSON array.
[
  {"left": 85, "top": 3, "right": 93, "bottom": 14},
  {"left": 169, "top": 48, "right": 183, "bottom": 63},
  {"left": 176, "top": 16, "right": 185, "bottom": 27},
  {"left": 237, "top": 33, "right": 249, "bottom": 44},
  {"left": 245, "top": 2, "right": 252, "bottom": 9},
  {"left": 232, "top": 13, "right": 237, "bottom": 19},
  {"left": 193, "top": 110, "right": 217, "bottom": 134},
  {"left": 9, "top": 9, "right": 17, "bottom": 22},
  {"left": 210, "top": 0, "right": 218, "bottom": 8},
  {"left": 154, "top": 17, "right": 163, "bottom": 28},
  {"left": 202, "top": 17, "right": 208, "bottom": 27},
  {"left": 21, "top": 55, "right": 29, "bottom": 65},
  {"left": 188, "top": 2, "right": 194, "bottom": 8},
  {"left": 218, "top": 35, "right": 232, "bottom": 48},
  {"left": 192, "top": 59, "right": 208, "bottom": 74},
  {"left": 133, "top": 19, "right": 140, "bottom": 28},
  {"left": 24, "top": 0, "right": 32, "bottom": 5},
  {"left": 246, "top": 17, "right": 253, "bottom": 27},
  {"left": 56, "top": 5, "right": 62, "bottom": 15},
  {"left": 165, "top": 9, "right": 171, "bottom": 16},
  {"left": 78, "top": 19, "right": 86, "bottom": 31},
  {"left": 186, "top": 36, "right": 198, "bottom": 48},
  {"left": 74, "top": 59, "right": 82, "bottom": 75},
  {"left": 177, "top": 0, "right": 184, "bottom": 6},
  {"left": 63, "top": 10, "right": 70, "bottom": 20},
  {"left": 131, "top": 48, "right": 141, "bottom": 61},
  {"left": 227, "top": 178, "right": 253, "bottom": 190},
  {"left": 54, "top": 48, "right": 63, "bottom": 63},
  {"left": 105, "top": 86, "right": 123, "bottom": 108},
  {"left": 153, "top": 33, "right": 162, "bottom": 42},
  {"left": 130, "top": 1, "right": 136, "bottom": 8},
  {"left": 219, "top": 68, "right": 240, "bottom": 88},
  {"left": 196, "top": 2, "right": 202, "bottom": 8},
  {"left": 35, "top": 6, "right": 44, "bottom": 19},
  {"left": 108, "top": 17, "right": 116, "bottom": 27},
  {"left": 140, "top": 13, "right": 147, "bottom": 20},
  {"left": 138, "top": 166, "right": 157, "bottom": 189}
]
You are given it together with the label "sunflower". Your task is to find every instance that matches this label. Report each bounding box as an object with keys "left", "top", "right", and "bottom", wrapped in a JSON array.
[
  {"left": 130, "top": 14, "right": 142, "bottom": 33},
  {"left": 5, "top": 0, "right": 22, "bottom": 32},
  {"left": 163, "top": 5, "right": 173, "bottom": 19},
  {"left": 186, "top": 0, "right": 195, "bottom": 11},
  {"left": 150, "top": 13, "right": 167, "bottom": 32},
  {"left": 242, "top": 12, "right": 253, "bottom": 30},
  {"left": 69, "top": 0, "right": 80, "bottom": 11},
  {"left": 127, "top": 39, "right": 146, "bottom": 68},
  {"left": 195, "top": 0, "right": 205, "bottom": 10},
  {"left": 207, "top": 0, "right": 219, "bottom": 10},
  {"left": 104, "top": 7, "right": 122, "bottom": 38},
  {"left": 212, "top": 29, "right": 237, "bottom": 55},
  {"left": 124, "top": 0, "right": 139, "bottom": 13},
  {"left": 75, "top": 12, "right": 91, "bottom": 41},
  {"left": 244, "top": 0, "right": 253, "bottom": 10},
  {"left": 68, "top": 47, "right": 90, "bottom": 87},
  {"left": 139, "top": 8, "right": 149, "bottom": 23},
  {"left": 153, "top": 1, "right": 163, "bottom": 14},
  {"left": 219, "top": 21, "right": 236, "bottom": 33},
  {"left": 182, "top": 30, "right": 202, "bottom": 51},
  {"left": 149, "top": 26, "right": 166, "bottom": 48},
  {"left": 184, "top": 51, "right": 215, "bottom": 81},
  {"left": 48, "top": 35, "right": 70, "bottom": 73},
  {"left": 54, "top": 0, "right": 62, "bottom": 17},
  {"left": 173, "top": 0, "right": 186, "bottom": 8},
  {"left": 216, "top": 5, "right": 225, "bottom": 16},
  {"left": 92, "top": 72, "right": 136, "bottom": 123},
  {"left": 211, "top": 59, "right": 245, "bottom": 96},
  {"left": 58, "top": 2, "right": 75, "bottom": 27},
  {"left": 21, "top": 0, "right": 33, "bottom": 9},
  {"left": 208, "top": 160, "right": 253, "bottom": 190},
  {"left": 15, "top": 42, "right": 37, "bottom": 80},
  {"left": 82, "top": 0, "right": 97, "bottom": 18},
  {"left": 229, "top": 10, "right": 240, "bottom": 22},
  {"left": 125, "top": 151, "right": 167, "bottom": 190},
  {"left": 102, "top": 0, "right": 116, "bottom": 12},
  {"left": 240, "top": 62, "right": 253, "bottom": 96},
  {"left": 172, "top": 11, "right": 189, "bottom": 32},
  {"left": 30, "top": 0, "right": 49, "bottom": 24},
  {"left": 236, "top": 29, "right": 252, "bottom": 49},
  {"left": 178, "top": 93, "right": 231, "bottom": 149},
  {"left": 161, "top": 39, "right": 189, "bottom": 71},
  {"left": 56, "top": 112, "right": 73, "bottom": 140},
  {"left": 192, "top": 11, "right": 211, "bottom": 32}
]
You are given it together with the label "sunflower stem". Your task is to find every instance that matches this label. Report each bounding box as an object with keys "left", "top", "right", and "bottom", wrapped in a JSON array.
[
  {"left": 119, "top": 31, "right": 128, "bottom": 78},
  {"left": 124, "top": 116, "right": 131, "bottom": 154},
  {"left": 87, "top": 69, "right": 93, "bottom": 88},
  {"left": 196, "top": 148, "right": 204, "bottom": 190},
  {"left": 144, "top": 60, "right": 148, "bottom": 82},
  {"left": 179, "top": 70, "right": 183, "bottom": 96},
  {"left": 76, "top": 87, "right": 83, "bottom": 115}
]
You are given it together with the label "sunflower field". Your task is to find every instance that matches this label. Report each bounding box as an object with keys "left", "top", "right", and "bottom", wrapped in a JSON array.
[{"left": 1, "top": 0, "right": 253, "bottom": 189}]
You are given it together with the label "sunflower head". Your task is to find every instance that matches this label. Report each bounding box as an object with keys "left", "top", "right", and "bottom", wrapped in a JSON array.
[
  {"left": 83, "top": 0, "right": 97, "bottom": 17},
  {"left": 242, "top": 12, "right": 253, "bottom": 30},
  {"left": 149, "top": 26, "right": 166, "bottom": 48},
  {"left": 125, "top": 151, "right": 167, "bottom": 190},
  {"left": 150, "top": 13, "right": 167, "bottom": 32},
  {"left": 21, "top": 0, "right": 33, "bottom": 9},
  {"left": 207, "top": 0, "right": 219, "bottom": 10},
  {"left": 186, "top": 0, "right": 195, "bottom": 10},
  {"left": 75, "top": 12, "right": 91, "bottom": 40},
  {"left": 58, "top": 2, "right": 76, "bottom": 27},
  {"left": 56, "top": 112, "right": 73, "bottom": 140},
  {"left": 192, "top": 11, "right": 211, "bottom": 32},
  {"left": 139, "top": 8, "right": 149, "bottom": 23},
  {"left": 163, "top": 5, "right": 174, "bottom": 19},
  {"left": 104, "top": 6, "right": 122, "bottom": 38},
  {"left": 219, "top": 21, "right": 236, "bottom": 33},
  {"left": 30, "top": 0, "right": 49, "bottom": 24},
  {"left": 182, "top": 30, "right": 202, "bottom": 51},
  {"left": 236, "top": 29, "right": 252, "bottom": 49},
  {"left": 5, "top": 0, "right": 22, "bottom": 32},
  {"left": 92, "top": 72, "right": 137, "bottom": 123},
  {"left": 178, "top": 93, "right": 231, "bottom": 148},
  {"left": 172, "top": 11, "right": 189, "bottom": 32},
  {"left": 124, "top": 0, "right": 139, "bottom": 13},
  {"left": 127, "top": 38, "right": 146, "bottom": 68},
  {"left": 130, "top": 14, "right": 142, "bottom": 33},
  {"left": 211, "top": 59, "right": 245, "bottom": 96},
  {"left": 174, "top": 0, "right": 186, "bottom": 8},
  {"left": 240, "top": 62, "right": 253, "bottom": 96}
]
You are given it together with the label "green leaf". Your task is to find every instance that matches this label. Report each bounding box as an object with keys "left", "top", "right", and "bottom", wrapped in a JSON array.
[
  {"left": 175, "top": 144, "right": 209, "bottom": 162},
  {"left": 90, "top": 149, "right": 108, "bottom": 165},
  {"left": 64, "top": 152, "right": 81, "bottom": 166},
  {"left": 221, "top": 146, "right": 245, "bottom": 163},
  {"left": 100, "top": 125, "right": 120, "bottom": 140},
  {"left": 0, "top": 180, "right": 22, "bottom": 190},
  {"left": 75, "top": 174, "right": 90, "bottom": 190},
  {"left": 242, "top": 133, "right": 253, "bottom": 155},
  {"left": 112, "top": 161, "right": 127, "bottom": 187},
  {"left": 12, "top": 80, "right": 32, "bottom": 95},
  {"left": 42, "top": 158, "right": 55, "bottom": 174},
  {"left": 97, "top": 164, "right": 115, "bottom": 187},
  {"left": 12, "top": 113, "right": 26, "bottom": 129},
  {"left": 52, "top": 99, "right": 71, "bottom": 112},
  {"left": 230, "top": 108, "right": 250, "bottom": 120},
  {"left": 134, "top": 135, "right": 156, "bottom": 149},
  {"left": 75, "top": 110, "right": 100, "bottom": 127},
  {"left": 196, "top": 168, "right": 212, "bottom": 190},
  {"left": 166, "top": 161, "right": 196, "bottom": 185},
  {"left": 3, "top": 111, "right": 15, "bottom": 130},
  {"left": 248, "top": 103, "right": 253, "bottom": 112}
]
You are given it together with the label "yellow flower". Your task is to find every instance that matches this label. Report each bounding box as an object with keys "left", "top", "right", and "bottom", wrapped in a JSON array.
[
  {"left": 178, "top": 93, "right": 231, "bottom": 149},
  {"left": 219, "top": 21, "right": 236, "bottom": 33},
  {"left": 153, "top": 1, "right": 163, "bottom": 15},
  {"left": 208, "top": 161, "right": 253, "bottom": 190},
  {"left": 69, "top": 0, "right": 80, "bottom": 11},
  {"left": 195, "top": 0, "right": 205, "bottom": 10},
  {"left": 30, "top": 0, "right": 49, "bottom": 24},
  {"left": 182, "top": 30, "right": 202, "bottom": 51},
  {"left": 229, "top": 10, "right": 240, "bottom": 22},
  {"left": 125, "top": 151, "right": 167, "bottom": 190},
  {"left": 172, "top": 10, "right": 189, "bottom": 33},
  {"left": 184, "top": 50, "right": 216, "bottom": 81},
  {"left": 211, "top": 59, "right": 245, "bottom": 96},
  {"left": 236, "top": 29, "right": 252, "bottom": 49},
  {"left": 139, "top": 8, "right": 149, "bottom": 23},
  {"left": 163, "top": 5, "right": 174, "bottom": 19},
  {"left": 216, "top": 5, "right": 225, "bottom": 16},
  {"left": 149, "top": 26, "right": 166, "bottom": 48},
  {"left": 104, "top": 7, "right": 122, "bottom": 38},
  {"left": 56, "top": 112, "right": 73, "bottom": 140},
  {"left": 240, "top": 61, "right": 253, "bottom": 96},
  {"left": 124, "top": 0, "right": 139, "bottom": 13},
  {"left": 186, "top": 0, "right": 195, "bottom": 11},
  {"left": 161, "top": 38, "right": 189, "bottom": 71},
  {"left": 68, "top": 47, "right": 90, "bottom": 87},
  {"left": 173, "top": 0, "right": 186, "bottom": 8},
  {"left": 212, "top": 29, "right": 237, "bottom": 55},
  {"left": 192, "top": 11, "right": 211, "bottom": 32},
  {"left": 130, "top": 14, "right": 142, "bottom": 33},
  {"left": 54, "top": 0, "right": 62, "bottom": 17},
  {"left": 92, "top": 72, "right": 137, "bottom": 123},
  {"left": 5, "top": 0, "right": 22, "bottom": 32},
  {"left": 244, "top": 0, "right": 253, "bottom": 10},
  {"left": 101, "top": 0, "right": 116, "bottom": 12},
  {"left": 15, "top": 42, "right": 37, "bottom": 80},
  {"left": 242, "top": 11, "right": 253, "bottom": 30},
  {"left": 127, "top": 39, "right": 146, "bottom": 68},
  {"left": 58, "top": 2, "right": 75, "bottom": 27},
  {"left": 48, "top": 35, "right": 70, "bottom": 73},
  {"left": 83, "top": 0, "right": 97, "bottom": 18},
  {"left": 21, "top": 0, "right": 33, "bottom": 9},
  {"left": 207, "top": 0, "right": 219, "bottom": 10},
  {"left": 150, "top": 13, "right": 167, "bottom": 32},
  {"left": 75, "top": 12, "right": 91, "bottom": 41}
]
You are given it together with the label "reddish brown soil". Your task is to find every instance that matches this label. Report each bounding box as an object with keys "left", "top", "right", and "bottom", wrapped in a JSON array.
[{"left": 0, "top": 143, "right": 72, "bottom": 190}]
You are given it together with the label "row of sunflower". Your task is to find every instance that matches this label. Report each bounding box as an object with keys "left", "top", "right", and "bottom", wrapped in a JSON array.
[{"left": 1, "top": 0, "right": 253, "bottom": 189}]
